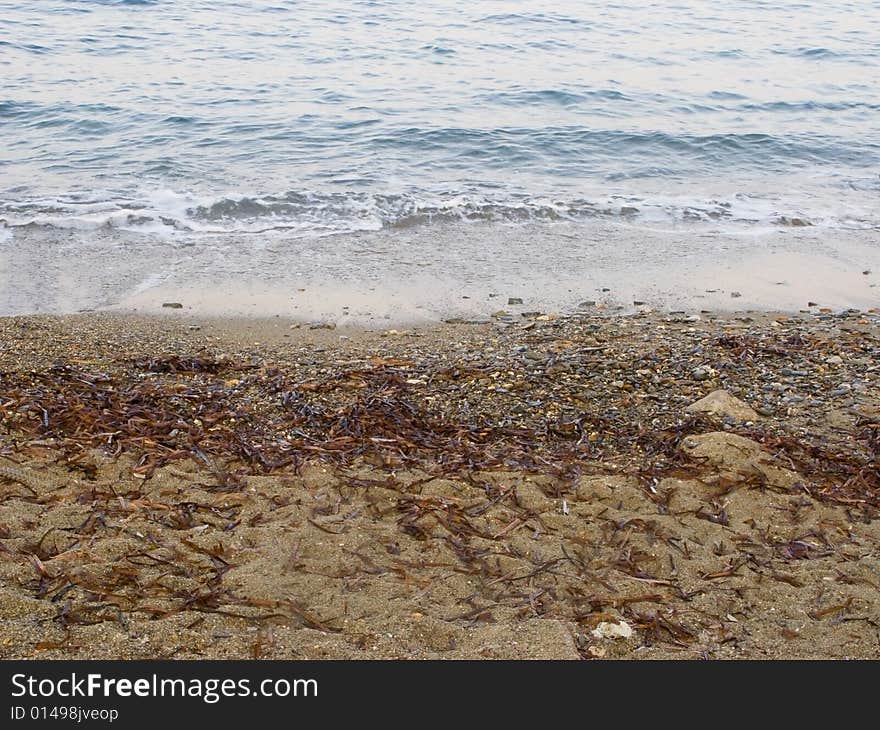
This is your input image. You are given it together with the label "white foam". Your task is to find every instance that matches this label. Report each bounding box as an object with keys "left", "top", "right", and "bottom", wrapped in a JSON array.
[{"left": 2, "top": 185, "right": 878, "bottom": 241}]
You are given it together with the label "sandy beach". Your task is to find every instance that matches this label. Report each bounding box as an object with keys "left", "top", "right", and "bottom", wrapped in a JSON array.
[{"left": 1, "top": 308, "right": 878, "bottom": 659}]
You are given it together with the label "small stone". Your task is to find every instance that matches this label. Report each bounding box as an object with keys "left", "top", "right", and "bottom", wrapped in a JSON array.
[
  {"left": 779, "top": 367, "right": 806, "bottom": 377},
  {"left": 730, "top": 291, "right": 742, "bottom": 299},
  {"left": 578, "top": 300, "right": 597, "bottom": 308},
  {"left": 162, "top": 302, "right": 183, "bottom": 309},
  {"left": 309, "top": 322, "right": 336, "bottom": 330},
  {"left": 825, "top": 355, "right": 843, "bottom": 365},
  {"left": 778, "top": 216, "right": 812, "bottom": 226},
  {"left": 508, "top": 297, "right": 523, "bottom": 305},
  {"left": 691, "top": 365, "right": 714, "bottom": 381},
  {"left": 633, "top": 300, "right": 646, "bottom": 306},
  {"left": 591, "top": 621, "right": 633, "bottom": 640}
]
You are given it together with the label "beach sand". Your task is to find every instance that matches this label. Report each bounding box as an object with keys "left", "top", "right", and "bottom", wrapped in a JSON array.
[{"left": 1, "top": 309, "right": 879, "bottom": 659}]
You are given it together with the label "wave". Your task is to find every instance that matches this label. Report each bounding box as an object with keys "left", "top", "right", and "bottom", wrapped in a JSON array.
[{"left": 2, "top": 187, "right": 878, "bottom": 239}]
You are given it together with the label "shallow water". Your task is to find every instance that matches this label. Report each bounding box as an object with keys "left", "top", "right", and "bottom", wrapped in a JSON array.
[{"left": 1, "top": 1, "right": 879, "bottom": 316}]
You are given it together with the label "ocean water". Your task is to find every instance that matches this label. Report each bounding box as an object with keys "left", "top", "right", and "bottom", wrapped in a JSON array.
[{"left": 1, "top": 1, "right": 879, "bottom": 318}]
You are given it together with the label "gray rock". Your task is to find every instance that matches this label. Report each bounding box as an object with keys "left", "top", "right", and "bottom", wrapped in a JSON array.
[
  {"left": 780, "top": 368, "right": 807, "bottom": 377},
  {"left": 162, "top": 302, "right": 183, "bottom": 309},
  {"left": 691, "top": 365, "right": 714, "bottom": 381}
]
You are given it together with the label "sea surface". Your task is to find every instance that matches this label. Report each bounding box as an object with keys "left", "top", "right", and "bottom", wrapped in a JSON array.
[{"left": 1, "top": 1, "right": 879, "bottom": 319}]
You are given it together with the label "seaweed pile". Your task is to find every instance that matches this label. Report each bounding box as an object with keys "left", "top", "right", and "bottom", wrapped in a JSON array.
[{"left": 2, "top": 337, "right": 878, "bottom": 510}]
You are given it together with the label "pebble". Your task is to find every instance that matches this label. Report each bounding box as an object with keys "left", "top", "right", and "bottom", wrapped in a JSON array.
[
  {"left": 591, "top": 620, "right": 633, "bottom": 640},
  {"left": 779, "top": 368, "right": 807, "bottom": 377},
  {"left": 778, "top": 216, "right": 812, "bottom": 227},
  {"left": 162, "top": 302, "right": 183, "bottom": 309},
  {"left": 691, "top": 365, "right": 714, "bottom": 381},
  {"left": 508, "top": 297, "right": 523, "bottom": 305}
]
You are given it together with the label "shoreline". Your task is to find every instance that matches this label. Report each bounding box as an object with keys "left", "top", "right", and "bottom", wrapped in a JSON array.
[
  {"left": 1, "top": 309, "right": 879, "bottom": 659},
  {"left": 4, "top": 221, "right": 879, "bottom": 322}
]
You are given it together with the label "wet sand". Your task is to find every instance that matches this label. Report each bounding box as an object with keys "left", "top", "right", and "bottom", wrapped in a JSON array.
[
  {"left": 1, "top": 309, "right": 879, "bottom": 659},
  {"left": 3, "top": 221, "right": 879, "bottom": 322}
]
